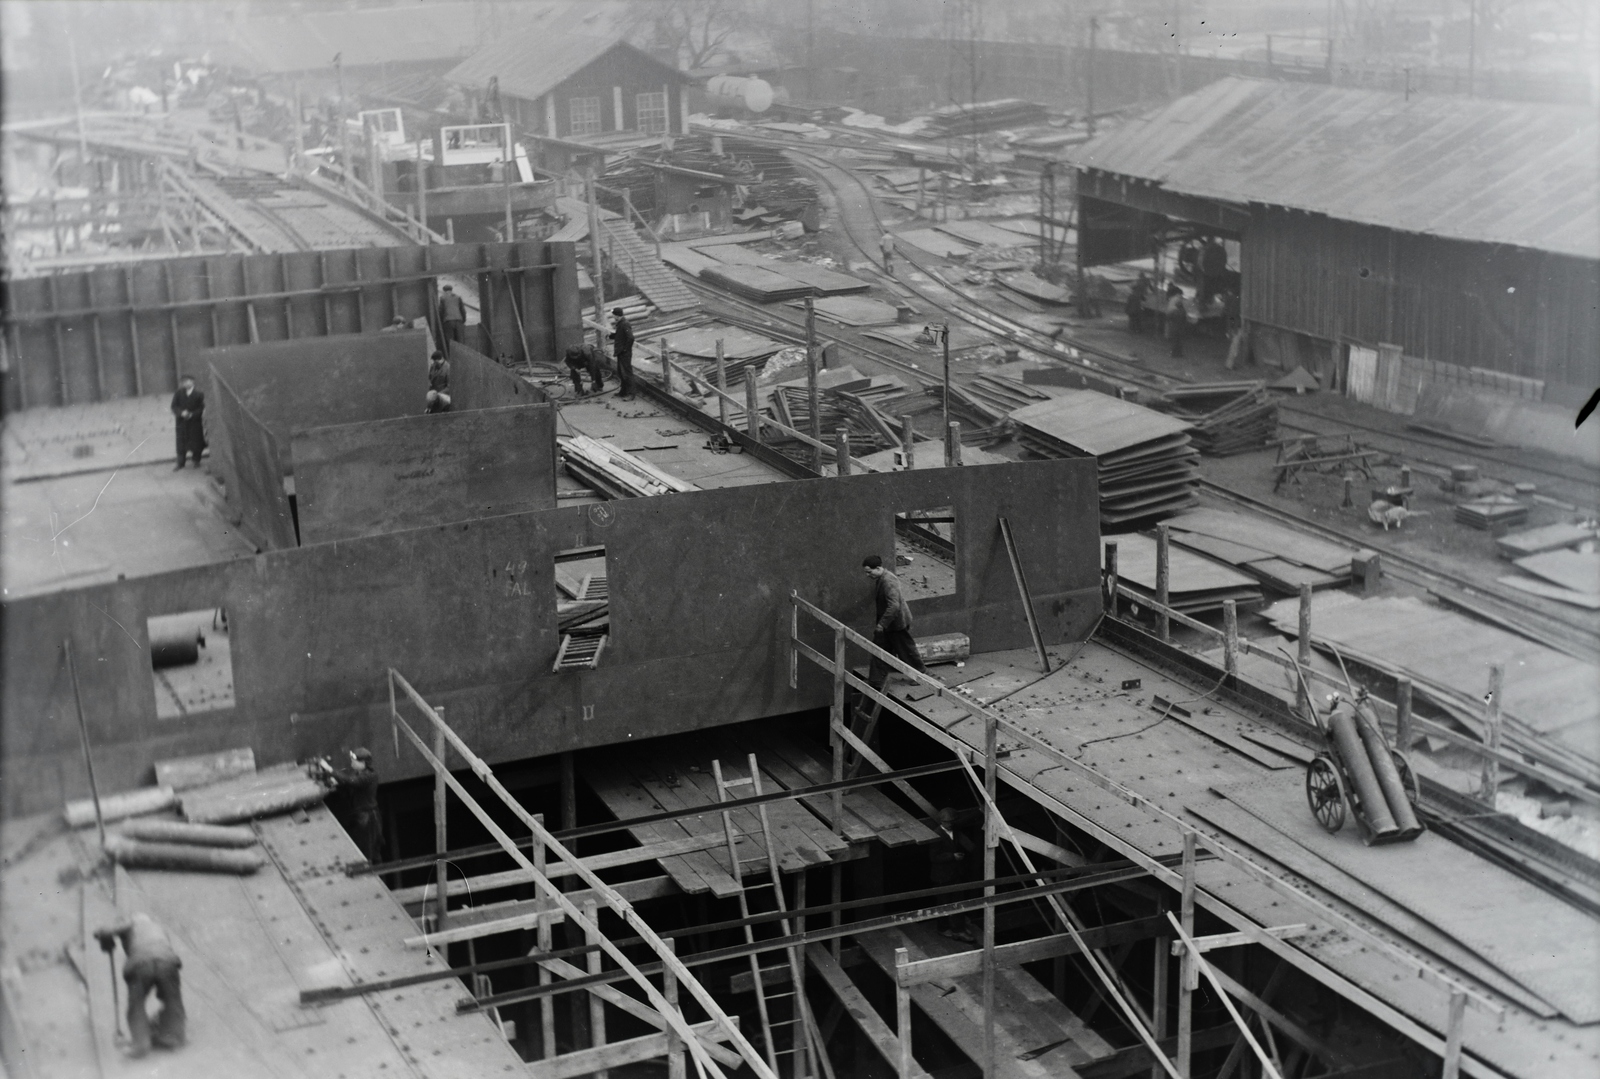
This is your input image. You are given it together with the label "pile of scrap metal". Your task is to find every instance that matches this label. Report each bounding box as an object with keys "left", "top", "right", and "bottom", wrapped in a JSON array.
[
  {"left": 559, "top": 434, "right": 700, "bottom": 498},
  {"left": 764, "top": 369, "right": 917, "bottom": 462},
  {"left": 1151, "top": 381, "right": 1278, "bottom": 455}
]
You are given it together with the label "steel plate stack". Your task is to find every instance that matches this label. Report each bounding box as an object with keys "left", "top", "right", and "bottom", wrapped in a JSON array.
[{"left": 1010, "top": 390, "right": 1199, "bottom": 524}]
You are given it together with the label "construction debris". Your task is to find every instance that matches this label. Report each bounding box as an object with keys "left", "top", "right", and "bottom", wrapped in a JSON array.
[
  {"left": 1152, "top": 382, "right": 1278, "bottom": 456},
  {"left": 560, "top": 434, "right": 701, "bottom": 498},
  {"left": 1455, "top": 496, "right": 1529, "bottom": 532}
]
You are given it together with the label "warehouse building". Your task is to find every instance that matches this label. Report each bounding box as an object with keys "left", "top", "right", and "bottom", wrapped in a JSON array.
[{"left": 1070, "top": 77, "right": 1600, "bottom": 439}]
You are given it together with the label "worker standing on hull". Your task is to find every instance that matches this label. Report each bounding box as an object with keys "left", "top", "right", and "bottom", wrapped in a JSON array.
[
  {"left": 438, "top": 284, "right": 466, "bottom": 355},
  {"left": 170, "top": 375, "right": 205, "bottom": 469},
  {"left": 313, "top": 747, "right": 384, "bottom": 863},
  {"left": 609, "top": 307, "right": 635, "bottom": 399},
  {"left": 95, "top": 913, "right": 186, "bottom": 1058}
]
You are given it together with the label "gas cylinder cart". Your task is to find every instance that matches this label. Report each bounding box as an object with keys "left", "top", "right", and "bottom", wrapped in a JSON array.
[{"left": 1288, "top": 650, "right": 1425, "bottom": 846}]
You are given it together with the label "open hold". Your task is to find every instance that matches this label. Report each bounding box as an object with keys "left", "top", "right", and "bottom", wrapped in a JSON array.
[
  {"left": 148, "top": 608, "right": 235, "bottom": 719},
  {"left": 895, "top": 506, "right": 957, "bottom": 600},
  {"left": 554, "top": 546, "right": 609, "bottom": 671}
]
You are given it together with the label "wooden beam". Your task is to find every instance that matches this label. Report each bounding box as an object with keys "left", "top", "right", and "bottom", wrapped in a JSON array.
[
  {"left": 404, "top": 875, "right": 676, "bottom": 946},
  {"left": 807, "top": 944, "right": 932, "bottom": 1079},
  {"left": 1174, "top": 925, "right": 1309, "bottom": 956},
  {"left": 898, "top": 915, "right": 1166, "bottom": 986},
  {"left": 525, "top": 1019, "right": 736, "bottom": 1079},
  {"left": 530, "top": 956, "right": 752, "bottom": 1068},
  {"left": 1203, "top": 962, "right": 1354, "bottom": 1072},
  {"left": 393, "top": 832, "right": 724, "bottom": 904}
]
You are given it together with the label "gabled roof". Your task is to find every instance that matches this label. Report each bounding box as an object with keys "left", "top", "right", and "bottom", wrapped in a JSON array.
[
  {"left": 445, "top": 32, "right": 686, "bottom": 103},
  {"left": 1069, "top": 77, "right": 1599, "bottom": 261}
]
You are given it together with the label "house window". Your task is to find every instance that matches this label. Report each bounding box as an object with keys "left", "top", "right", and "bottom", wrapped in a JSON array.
[
  {"left": 569, "top": 96, "right": 602, "bottom": 136},
  {"left": 893, "top": 507, "right": 958, "bottom": 600},
  {"left": 636, "top": 91, "right": 668, "bottom": 134}
]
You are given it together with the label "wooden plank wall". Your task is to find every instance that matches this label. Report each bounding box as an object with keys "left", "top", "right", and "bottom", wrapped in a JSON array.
[
  {"left": 1242, "top": 209, "right": 1599, "bottom": 388},
  {"left": 1, "top": 240, "right": 580, "bottom": 412}
]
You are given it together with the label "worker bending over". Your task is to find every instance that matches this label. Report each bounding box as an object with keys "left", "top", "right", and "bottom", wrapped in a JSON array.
[{"left": 95, "top": 913, "right": 186, "bottom": 1058}]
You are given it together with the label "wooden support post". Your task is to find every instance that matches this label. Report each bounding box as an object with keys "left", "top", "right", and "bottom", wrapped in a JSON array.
[
  {"left": 982, "top": 713, "right": 998, "bottom": 1078},
  {"left": 1151, "top": 928, "right": 1170, "bottom": 1079},
  {"left": 830, "top": 627, "right": 847, "bottom": 958},
  {"left": 535, "top": 811, "right": 555, "bottom": 1059},
  {"left": 1441, "top": 990, "right": 1466, "bottom": 1079},
  {"left": 1223, "top": 600, "right": 1238, "bottom": 677},
  {"left": 716, "top": 338, "right": 728, "bottom": 426},
  {"left": 64, "top": 639, "right": 106, "bottom": 851},
  {"left": 746, "top": 372, "right": 761, "bottom": 440},
  {"left": 585, "top": 899, "right": 607, "bottom": 1079},
  {"left": 664, "top": 938, "right": 686, "bottom": 1079},
  {"left": 1296, "top": 584, "right": 1313, "bottom": 717},
  {"left": 901, "top": 415, "right": 916, "bottom": 469},
  {"left": 1479, "top": 665, "right": 1503, "bottom": 805},
  {"left": 1178, "top": 832, "right": 1196, "bottom": 1078},
  {"left": 947, "top": 421, "right": 962, "bottom": 466},
  {"left": 416, "top": 139, "right": 428, "bottom": 240},
  {"left": 434, "top": 711, "right": 448, "bottom": 930},
  {"left": 660, "top": 340, "right": 672, "bottom": 395},
  {"left": 806, "top": 298, "right": 822, "bottom": 473},
  {"left": 895, "top": 946, "right": 914, "bottom": 1078},
  {"left": 561, "top": 752, "right": 577, "bottom": 831},
  {"left": 1396, "top": 677, "right": 1413, "bottom": 751},
  {"left": 836, "top": 427, "right": 851, "bottom": 476},
  {"left": 1156, "top": 524, "right": 1172, "bottom": 642},
  {"left": 1105, "top": 539, "right": 1119, "bottom": 618}
]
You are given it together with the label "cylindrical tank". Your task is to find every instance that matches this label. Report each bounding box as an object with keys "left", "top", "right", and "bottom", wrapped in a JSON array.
[
  {"left": 151, "top": 627, "right": 202, "bottom": 668},
  {"left": 706, "top": 75, "right": 774, "bottom": 114},
  {"left": 1327, "top": 701, "right": 1398, "bottom": 836},
  {"left": 1354, "top": 704, "right": 1422, "bottom": 834}
]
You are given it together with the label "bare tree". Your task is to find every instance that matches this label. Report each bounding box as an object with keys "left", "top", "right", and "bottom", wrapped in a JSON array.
[{"left": 633, "top": 0, "right": 748, "bottom": 69}]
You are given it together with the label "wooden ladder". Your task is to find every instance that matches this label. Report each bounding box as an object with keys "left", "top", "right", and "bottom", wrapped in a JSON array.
[{"left": 713, "top": 754, "right": 830, "bottom": 1079}]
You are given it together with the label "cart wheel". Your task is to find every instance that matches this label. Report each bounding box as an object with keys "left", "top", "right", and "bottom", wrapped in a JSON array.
[
  {"left": 1306, "top": 756, "right": 1346, "bottom": 834},
  {"left": 1391, "top": 750, "right": 1421, "bottom": 806}
]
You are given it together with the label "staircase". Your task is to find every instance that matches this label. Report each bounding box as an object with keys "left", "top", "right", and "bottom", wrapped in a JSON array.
[{"left": 556, "top": 196, "right": 699, "bottom": 314}]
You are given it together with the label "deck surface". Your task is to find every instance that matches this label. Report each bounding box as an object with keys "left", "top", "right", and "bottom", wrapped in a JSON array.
[
  {"left": 0, "top": 805, "right": 520, "bottom": 1078},
  {"left": 884, "top": 643, "right": 1600, "bottom": 1079}
]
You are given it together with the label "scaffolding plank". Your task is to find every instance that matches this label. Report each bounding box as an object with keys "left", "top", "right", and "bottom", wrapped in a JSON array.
[
  {"left": 761, "top": 734, "right": 938, "bottom": 848},
  {"left": 1217, "top": 772, "right": 1600, "bottom": 1023},
  {"left": 807, "top": 944, "right": 935, "bottom": 1079},
  {"left": 621, "top": 759, "right": 747, "bottom": 897},
  {"left": 582, "top": 760, "right": 723, "bottom": 896},
  {"left": 858, "top": 923, "right": 1111, "bottom": 1076}
]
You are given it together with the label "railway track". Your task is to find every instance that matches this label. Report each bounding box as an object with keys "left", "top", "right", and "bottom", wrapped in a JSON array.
[
  {"left": 1199, "top": 479, "right": 1600, "bottom": 660},
  {"left": 681, "top": 136, "right": 1599, "bottom": 656}
]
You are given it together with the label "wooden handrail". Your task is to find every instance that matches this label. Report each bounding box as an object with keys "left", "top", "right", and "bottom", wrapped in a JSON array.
[{"left": 787, "top": 592, "right": 1505, "bottom": 1019}]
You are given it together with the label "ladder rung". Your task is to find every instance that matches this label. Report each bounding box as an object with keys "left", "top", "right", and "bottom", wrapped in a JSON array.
[
  {"left": 757, "top": 963, "right": 789, "bottom": 974},
  {"left": 722, "top": 777, "right": 755, "bottom": 787}
]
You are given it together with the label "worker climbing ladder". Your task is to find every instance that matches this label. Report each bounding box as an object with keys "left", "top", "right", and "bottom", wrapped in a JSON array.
[{"left": 713, "top": 754, "right": 830, "bottom": 1079}]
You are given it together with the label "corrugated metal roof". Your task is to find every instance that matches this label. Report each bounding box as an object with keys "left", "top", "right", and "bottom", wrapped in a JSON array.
[{"left": 1070, "top": 77, "right": 1600, "bottom": 261}]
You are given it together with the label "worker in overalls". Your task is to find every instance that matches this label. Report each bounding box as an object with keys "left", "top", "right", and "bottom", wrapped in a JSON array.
[{"left": 95, "top": 913, "right": 186, "bottom": 1058}]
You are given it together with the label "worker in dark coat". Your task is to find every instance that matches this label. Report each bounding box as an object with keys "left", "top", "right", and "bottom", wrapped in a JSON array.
[
  {"left": 323, "top": 747, "right": 383, "bottom": 862},
  {"left": 1125, "top": 273, "right": 1151, "bottom": 335},
  {"left": 609, "top": 308, "right": 635, "bottom": 399},
  {"left": 170, "top": 375, "right": 205, "bottom": 469},
  {"left": 95, "top": 912, "right": 185, "bottom": 1057},
  {"left": 928, "top": 807, "right": 978, "bottom": 942},
  {"left": 437, "top": 284, "right": 466, "bottom": 354},
  {"left": 427, "top": 350, "right": 450, "bottom": 393},
  {"left": 1199, "top": 237, "right": 1228, "bottom": 309},
  {"left": 565, "top": 344, "right": 603, "bottom": 396},
  {"left": 1164, "top": 285, "right": 1188, "bottom": 359},
  {"left": 864, "top": 554, "right": 926, "bottom": 688}
]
